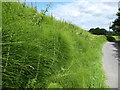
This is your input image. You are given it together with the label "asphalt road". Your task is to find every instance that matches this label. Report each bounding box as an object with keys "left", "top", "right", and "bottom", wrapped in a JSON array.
[{"left": 102, "top": 42, "right": 120, "bottom": 88}]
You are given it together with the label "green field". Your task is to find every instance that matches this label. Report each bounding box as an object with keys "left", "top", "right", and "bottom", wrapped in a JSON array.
[
  {"left": 113, "top": 36, "right": 120, "bottom": 40},
  {"left": 2, "top": 2, "right": 108, "bottom": 88}
]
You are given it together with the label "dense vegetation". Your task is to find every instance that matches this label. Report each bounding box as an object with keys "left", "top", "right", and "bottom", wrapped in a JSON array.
[
  {"left": 2, "top": 2, "right": 108, "bottom": 88},
  {"left": 110, "top": 6, "right": 120, "bottom": 46},
  {"left": 110, "top": 8, "right": 120, "bottom": 35},
  {"left": 88, "top": 28, "right": 118, "bottom": 42},
  {"left": 89, "top": 27, "right": 119, "bottom": 36},
  {"left": 89, "top": 27, "right": 107, "bottom": 35}
]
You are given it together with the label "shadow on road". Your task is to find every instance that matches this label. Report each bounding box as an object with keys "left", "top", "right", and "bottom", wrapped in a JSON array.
[
  {"left": 111, "top": 41, "right": 120, "bottom": 88},
  {"left": 111, "top": 41, "right": 120, "bottom": 61}
]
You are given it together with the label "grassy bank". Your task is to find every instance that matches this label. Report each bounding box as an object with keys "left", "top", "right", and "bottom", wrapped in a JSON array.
[
  {"left": 2, "top": 2, "right": 107, "bottom": 88},
  {"left": 113, "top": 36, "right": 120, "bottom": 41}
]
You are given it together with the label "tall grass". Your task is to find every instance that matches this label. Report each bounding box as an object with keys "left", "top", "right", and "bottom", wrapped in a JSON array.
[{"left": 2, "top": 2, "right": 107, "bottom": 88}]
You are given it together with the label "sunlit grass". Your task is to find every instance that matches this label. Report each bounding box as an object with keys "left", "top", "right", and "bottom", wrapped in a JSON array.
[
  {"left": 113, "top": 36, "right": 120, "bottom": 40},
  {"left": 2, "top": 2, "right": 107, "bottom": 88}
]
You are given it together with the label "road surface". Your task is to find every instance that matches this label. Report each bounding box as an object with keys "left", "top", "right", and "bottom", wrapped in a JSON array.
[{"left": 102, "top": 41, "right": 120, "bottom": 88}]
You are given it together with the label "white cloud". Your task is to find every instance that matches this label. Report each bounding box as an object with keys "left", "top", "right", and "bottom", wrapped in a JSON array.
[
  {"left": 70, "top": 10, "right": 81, "bottom": 17},
  {"left": 100, "top": 0, "right": 119, "bottom": 2},
  {"left": 51, "top": 0, "right": 118, "bottom": 30}
]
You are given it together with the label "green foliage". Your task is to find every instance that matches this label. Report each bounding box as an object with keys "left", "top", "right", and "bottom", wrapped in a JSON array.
[
  {"left": 48, "top": 83, "right": 62, "bottom": 88},
  {"left": 105, "top": 36, "right": 115, "bottom": 42},
  {"left": 107, "top": 31, "right": 118, "bottom": 36},
  {"left": 89, "top": 27, "right": 107, "bottom": 35},
  {"left": 110, "top": 8, "right": 120, "bottom": 35},
  {"left": 2, "top": 2, "right": 107, "bottom": 88},
  {"left": 113, "top": 36, "right": 120, "bottom": 40},
  {"left": 113, "top": 36, "right": 120, "bottom": 47}
]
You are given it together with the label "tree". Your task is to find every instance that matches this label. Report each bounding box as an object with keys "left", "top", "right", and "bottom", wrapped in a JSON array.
[
  {"left": 110, "top": 7, "right": 120, "bottom": 35},
  {"left": 89, "top": 27, "right": 107, "bottom": 35}
]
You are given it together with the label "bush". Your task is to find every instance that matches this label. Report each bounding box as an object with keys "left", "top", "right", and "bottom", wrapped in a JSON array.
[{"left": 106, "top": 36, "right": 116, "bottom": 42}]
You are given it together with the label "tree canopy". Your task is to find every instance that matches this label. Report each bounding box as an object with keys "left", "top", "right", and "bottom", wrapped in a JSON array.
[
  {"left": 89, "top": 27, "right": 107, "bottom": 35},
  {"left": 110, "top": 8, "right": 120, "bottom": 35}
]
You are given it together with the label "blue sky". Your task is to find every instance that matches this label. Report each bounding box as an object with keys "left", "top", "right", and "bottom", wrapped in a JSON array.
[{"left": 24, "top": 0, "right": 119, "bottom": 31}]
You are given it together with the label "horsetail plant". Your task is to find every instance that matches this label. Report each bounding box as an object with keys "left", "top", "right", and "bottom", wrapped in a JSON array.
[{"left": 38, "top": 3, "right": 52, "bottom": 25}]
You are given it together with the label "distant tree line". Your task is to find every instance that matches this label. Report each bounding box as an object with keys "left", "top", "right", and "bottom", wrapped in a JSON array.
[
  {"left": 89, "top": 6, "right": 120, "bottom": 36},
  {"left": 89, "top": 27, "right": 107, "bottom": 35},
  {"left": 89, "top": 27, "right": 118, "bottom": 36}
]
